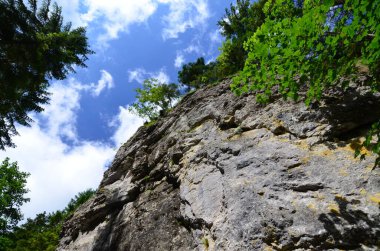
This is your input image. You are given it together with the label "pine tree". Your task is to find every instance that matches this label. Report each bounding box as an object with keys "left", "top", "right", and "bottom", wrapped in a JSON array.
[
  {"left": 0, "top": 0, "right": 93, "bottom": 150},
  {"left": 217, "top": 0, "right": 268, "bottom": 75}
]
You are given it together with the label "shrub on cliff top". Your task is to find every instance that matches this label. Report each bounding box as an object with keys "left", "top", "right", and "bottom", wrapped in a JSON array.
[{"left": 129, "top": 78, "right": 180, "bottom": 122}]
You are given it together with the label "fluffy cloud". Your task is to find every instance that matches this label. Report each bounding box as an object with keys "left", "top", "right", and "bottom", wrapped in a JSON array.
[
  {"left": 185, "top": 44, "right": 202, "bottom": 54},
  {"left": 110, "top": 107, "right": 145, "bottom": 147},
  {"left": 56, "top": 0, "right": 210, "bottom": 46},
  {"left": 210, "top": 29, "right": 223, "bottom": 44},
  {"left": 174, "top": 53, "right": 185, "bottom": 68},
  {"left": 40, "top": 79, "right": 82, "bottom": 141},
  {"left": 38, "top": 74, "right": 113, "bottom": 141},
  {"left": 128, "top": 68, "right": 170, "bottom": 84},
  {"left": 81, "top": 0, "right": 157, "bottom": 45},
  {"left": 1, "top": 126, "right": 115, "bottom": 219},
  {"left": 174, "top": 42, "right": 204, "bottom": 68},
  {"left": 55, "top": 0, "right": 83, "bottom": 28},
  {"left": 90, "top": 70, "right": 114, "bottom": 97},
  {"left": 0, "top": 74, "right": 142, "bottom": 220},
  {"left": 159, "top": 0, "right": 210, "bottom": 40}
]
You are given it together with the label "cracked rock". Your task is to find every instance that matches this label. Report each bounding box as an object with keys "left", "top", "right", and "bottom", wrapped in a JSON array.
[{"left": 58, "top": 80, "right": 380, "bottom": 251}]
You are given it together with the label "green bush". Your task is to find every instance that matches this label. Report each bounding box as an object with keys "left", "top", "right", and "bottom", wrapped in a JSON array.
[
  {"left": 232, "top": 0, "right": 380, "bottom": 160},
  {"left": 1, "top": 189, "right": 95, "bottom": 251},
  {"left": 129, "top": 78, "right": 180, "bottom": 121},
  {"left": 0, "top": 158, "right": 29, "bottom": 235}
]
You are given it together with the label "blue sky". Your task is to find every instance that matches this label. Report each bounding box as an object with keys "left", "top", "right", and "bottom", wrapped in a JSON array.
[{"left": 0, "top": 0, "right": 230, "bottom": 219}]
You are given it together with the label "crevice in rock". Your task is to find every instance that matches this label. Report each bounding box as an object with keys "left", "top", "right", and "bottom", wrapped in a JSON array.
[
  {"left": 220, "top": 146, "right": 241, "bottom": 156},
  {"left": 334, "top": 122, "right": 372, "bottom": 143},
  {"left": 131, "top": 163, "right": 151, "bottom": 183},
  {"left": 165, "top": 172, "right": 181, "bottom": 189},
  {"left": 171, "top": 151, "right": 183, "bottom": 165},
  {"left": 180, "top": 197, "right": 191, "bottom": 206},
  {"left": 289, "top": 183, "right": 325, "bottom": 192},
  {"left": 140, "top": 169, "right": 181, "bottom": 190},
  {"left": 189, "top": 114, "right": 215, "bottom": 130},
  {"left": 216, "top": 162, "right": 225, "bottom": 175},
  {"left": 236, "top": 159, "right": 255, "bottom": 170},
  {"left": 92, "top": 211, "right": 120, "bottom": 251},
  {"left": 205, "top": 158, "right": 225, "bottom": 175},
  {"left": 219, "top": 115, "right": 239, "bottom": 130},
  {"left": 271, "top": 125, "right": 288, "bottom": 136},
  {"left": 176, "top": 215, "right": 213, "bottom": 232},
  {"left": 286, "top": 162, "right": 303, "bottom": 170}
]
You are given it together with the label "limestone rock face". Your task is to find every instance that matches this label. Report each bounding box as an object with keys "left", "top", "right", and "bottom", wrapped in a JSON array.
[{"left": 58, "top": 80, "right": 380, "bottom": 250}]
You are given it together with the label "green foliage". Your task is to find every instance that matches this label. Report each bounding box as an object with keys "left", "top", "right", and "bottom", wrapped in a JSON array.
[
  {"left": 64, "top": 189, "right": 95, "bottom": 215},
  {"left": 129, "top": 79, "right": 180, "bottom": 121},
  {"left": 0, "top": 158, "right": 29, "bottom": 234},
  {"left": 0, "top": 189, "right": 95, "bottom": 251},
  {"left": 178, "top": 57, "right": 220, "bottom": 90},
  {"left": 2, "top": 212, "right": 63, "bottom": 251},
  {"left": 177, "top": 0, "right": 267, "bottom": 89},
  {"left": 232, "top": 0, "right": 380, "bottom": 160},
  {"left": 233, "top": 0, "right": 379, "bottom": 103},
  {"left": 0, "top": 0, "right": 93, "bottom": 150},
  {"left": 217, "top": 0, "right": 268, "bottom": 75},
  {"left": 217, "top": 39, "right": 246, "bottom": 76}
]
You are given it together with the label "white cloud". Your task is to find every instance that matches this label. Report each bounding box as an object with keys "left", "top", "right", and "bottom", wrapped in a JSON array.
[
  {"left": 159, "top": 0, "right": 210, "bottom": 40},
  {"left": 90, "top": 70, "right": 114, "bottom": 97},
  {"left": 110, "top": 107, "right": 144, "bottom": 147},
  {"left": 184, "top": 44, "right": 202, "bottom": 54},
  {"left": 174, "top": 41, "right": 205, "bottom": 68},
  {"left": 210, "top": 29, "right": 222, "bottom": 44},
  {"left": 128, "top": 69, "right": 145, "bottom": 84},
  {"left": 37, "top": 72, "right": 113, "bottom": 141},
  {"left": 128, "top": 68, "right": 170, "bottom": 84},
  {"left": 82, "top": 0, "right": 157, "bottom": 46},
  {"left": 154, "top": 70, "right": 171, "bottom": 83},
  {"left": 2, "top": 126, "right": 115, "bottom": 220},
  {"left": 0, "top": 75, "right": 142, "bottom": 220},
  {"left": 57, "top": 0, "right": 210, "bottom": 46},
  {"left": 174, "top": 53, "right": 185, "bottom": 68},
  {"left": 55, "top": 0, "right": 83, "bottom": 28},
  {"left": 40, "top": 79, "right": 82, "bottom": 141},
  {"left": 173, "top": 28, "right": 223, "bottom": 68}
]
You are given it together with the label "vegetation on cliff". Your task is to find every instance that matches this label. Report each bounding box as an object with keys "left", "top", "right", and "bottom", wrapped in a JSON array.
[
  {"left": 136, "top": 0, "right": 380, "bottom": 160},
  {"left": 0, "top": 189, "right": 95, "bottom": 251},
  {"left": 128, "top": 78, "right": 180, "bottom": 122},
  {"left": 231, "top": 0, "right": 379, "bottom": 160},
  {"left": 0, "top": 0, "right": 379, "bottom": 249},
  {"left": 176, "top": 0, "right": 268, "bottom": 87}
]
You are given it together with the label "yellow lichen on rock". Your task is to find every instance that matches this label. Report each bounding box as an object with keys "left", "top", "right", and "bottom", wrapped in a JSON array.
[
  {"left": 338, "top": 168, "right": 349, "bottom": 177},
  {"left": 335, "top": 194, "right": 348, "bottom": 202},
  {"left": 368, "top": 193, "right": 380, "bottom": 204},
  {"left": 327, "top": 203, "right": 340, "bottom": 215},
  {"left": 307, "top": 203, "right": 317, "bottom": 212}
]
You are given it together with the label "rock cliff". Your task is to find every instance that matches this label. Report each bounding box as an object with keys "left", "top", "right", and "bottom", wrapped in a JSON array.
[{"left": 58, "top": 80, "right": 380, "bottom": 250}]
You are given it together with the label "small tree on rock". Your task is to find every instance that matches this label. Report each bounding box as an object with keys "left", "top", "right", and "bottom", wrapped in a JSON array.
[{"left": 129, "top": 79, "right": 180, "bottom": 122}]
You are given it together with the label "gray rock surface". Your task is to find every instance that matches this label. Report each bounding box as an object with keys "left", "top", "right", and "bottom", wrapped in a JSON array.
[{"left": 58, "top": 80, "right": 380, "bottom": 250}]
